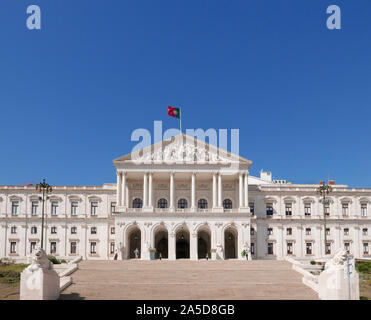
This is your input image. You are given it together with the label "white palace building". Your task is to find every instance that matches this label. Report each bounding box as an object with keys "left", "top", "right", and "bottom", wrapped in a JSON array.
[{"left": 1, "top": 134, "right": 371, "bottom": 262}]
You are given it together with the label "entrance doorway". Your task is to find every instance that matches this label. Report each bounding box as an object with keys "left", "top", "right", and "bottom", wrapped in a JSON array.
[
  {"left": 154, "top": 227, "right": 168, "bottom": 259},
  {"left": 176, "top": 226, "right": 190, "bottom": 259},
  {"left": 128, "top": 227, "right": 141, "bottom": 259},
  {"left": 224, "top": 227, "right": 237, "bottom": 259},
  {"left": 197, "top": 227, "right": 211, "bottom": 259}
]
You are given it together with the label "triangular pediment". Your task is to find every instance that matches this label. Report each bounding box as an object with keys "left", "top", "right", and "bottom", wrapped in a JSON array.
[{"left": 114, "top": 134, "right": 252, "bottom": 167}]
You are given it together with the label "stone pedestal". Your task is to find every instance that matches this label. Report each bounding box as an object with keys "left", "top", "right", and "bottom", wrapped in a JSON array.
[{"left": 20, "top": 267, "right": 60, "bottom": 300}]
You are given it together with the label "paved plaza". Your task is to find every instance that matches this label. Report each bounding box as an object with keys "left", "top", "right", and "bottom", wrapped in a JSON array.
[{"left": 59, "top": 260, "right": 318, "bottom": 300}]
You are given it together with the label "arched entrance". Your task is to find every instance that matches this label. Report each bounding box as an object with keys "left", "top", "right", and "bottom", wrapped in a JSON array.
[
  {"left": 197, "top": 226, "right": 211, "bottom": 259},
  {"left": 154, "top": 226, "right": 168, "bottom": 259},
  {"left": 128, "top": 226, "right": 141, "bottom": 259},
  {"left": 224, "top": 227, "right": 238, "bottom": 259},
  {"left": 176, "top": 226, "right": 190, "bottom": 259}
]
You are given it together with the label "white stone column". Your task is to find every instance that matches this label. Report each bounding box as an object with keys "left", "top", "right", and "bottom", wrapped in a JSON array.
[
  {"left": 121, "top": 172, "right": 126, "bottom": 207},
  {"left": 218, "top": 173, "right": 222, "bottom": 207},
  {"left": 170, "top": 172, "right": 174, "bottom": 210},
  {"left": 143, "top": 172, "right": 148, "bottom": 208},
  {"left": 191, "top": 173, "right": 196, "bottom": 210},
  {"left": 169, "top": 232, "right": 176, "bottom": 260},
  {"left": 148, "top": 172, "right": 153, "bottom": 208},
  {"left": 244, "top": 172, "right": 249, "bottom": 207},
  {"left": 190, "top": 232, "right": 198, "bottom": 260},
  {"left": 116, "top": 172, "right": 122, "bottom": 206},
  {"left": 212, "top": 173, "right": 217, "bottom": 208},
  {"left": 239, "top": 172, "right": 243, "bottom": 208}
]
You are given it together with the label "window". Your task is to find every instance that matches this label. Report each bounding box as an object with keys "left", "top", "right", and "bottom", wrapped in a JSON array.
[
  {"left": 250, "top": 243, "right": 255, "bottom": 254},
  {"left": 326, "top": 228, "right": 330, "bottom": 236},
  {"left": 326, "top": 243, "right": 331, "bottom": 255},
  {"left": 267, "top": 243, "right": 274, "bottom": 255},
  {"left": 325, "top": 205, "right": 330, "bottom": 216},
  {"left": 361, "top": 204, "right": 367, "bottom": 217},
  {"left": 11, "top": 201, "right": 19, "bottom": 215},
  {"left": 71, "top": 227, "right": 77, "bottom": 234},
  {"left": 363, "top": 243, "right": 369, "bottom": 255},
  {"left": 110, "top": 227, "right": 115, "bottom": 235},
  {"left": 342, "top": 203, "right": 349, "bottom": 216},
  {"left": 111, "top": 202, "right": 116, "bottom": 214},
  {"left": 50, "top": 242, "right": 57, "bottom": 254},
  {"left": 51, "top": 226, "right": 57, "bottom": 234},
  {"left": 249, "top": 202, "right": 254, "bottom": 215},
  {"left": 158, "top": 198, "right": 168, "bottom": 209},
  {"left": 287, "top": 242, "right": 293, "bottom": 255},
  {"left": 71, "top": 201, "right": 78, "bottom": 215},
  {"left": 110, "top": 242, "right": 115, "bottom": 254},
  {"left": 91, "top": 202, "right": 98, "bottom": 215},
  {"left": 198, "top": 199, "right": 208, "bottom": 209},
  {"left": 266, "top": 203, "right": 273, "bottom": 216},
  {"left": 304, "top": 203, "right": 311, "bottom": 216},
  {"left": 306, "top": 242, "right": 312, "bottom": 255},
  {"left": 31, "top": 226, "right": 37, "bottom": 234},
  {"left": 31, "top": 201, "right": 39, "bottom": 216},
  {"left": 11, "top": 226, "right": 17, "bottom": 234},
  {"left": 10, "top": 242, "right": 17, "bottom": 254},
  {"left": 90, "top": 242, "right": 97, "bottom": 254},
  {"left": 267, "top": 228, "right": 273, "bottom": 235},
  {"left": 70, "top": 242, "right": 77, "bottom": 254},
  {"left": 250, "top": 228, "right": 255, "bottom": 235},
  {"left": 30, "top": 242, "right": 36, "bottom": 253},
  {"left": 285, "top": 203, "right": 292, "bottom": 216},
  {"left": 286, "top": 228, "right": 292, "bottom": 236},
  {"left": 132, "top": 198, "right": 143, "bottom": 208},
  {"left": 91, "top": 227, "right": 97, "bottom": 235},
  {"left": 305, "top": 228, "right": 311, "bottom": 235},
  {"left": 344, "top": 228, "right": 349, "bottom": 236},
  {"left": 344, "top": 242, "right": 350, "bottom": 253},
  {"left": 363, "top": 228, "right": 368, "bottom": 236},
  {"left": 223, "top": 199, "right": 232, "bottom": 209},
  {"left": 51, "top": 201, "right": 58, "bottom": 215},
  {"left": 178, "top": 198, "right": 188, "bottom": 209}
]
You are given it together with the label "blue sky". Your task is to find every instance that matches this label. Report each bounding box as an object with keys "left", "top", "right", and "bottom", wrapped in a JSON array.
[{"left": 0, "top": 1, "right": 370, "bottom": 187}]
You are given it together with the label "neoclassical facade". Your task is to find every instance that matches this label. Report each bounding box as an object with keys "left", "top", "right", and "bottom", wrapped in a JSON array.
[{"left": 1, "top": 134, "right": 371, "bottom": 262}]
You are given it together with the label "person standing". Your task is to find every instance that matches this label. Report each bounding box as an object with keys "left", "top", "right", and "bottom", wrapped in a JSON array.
[
  {"left": 134, "top": 248, "right": 140, "bottom": 259},
  {"left": 159, "top": 252, "right": 162, "bottom": 260},
  {"left": 245, "top": 249, "right": 249, "bottom": 260},
  {"left": 114, "top": 250, "right": 118, "bottom": 260}
]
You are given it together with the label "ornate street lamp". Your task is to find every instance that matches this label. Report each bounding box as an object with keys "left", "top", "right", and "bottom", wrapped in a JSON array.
[
  {"left": 36, "top": 178, "right": 52, "bottom": 250},
  {"left": 316, "top": 181, "right": 332, "bottom": 256}
]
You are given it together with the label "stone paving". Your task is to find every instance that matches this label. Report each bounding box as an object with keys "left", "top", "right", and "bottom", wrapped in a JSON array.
[{"left": 59, "top": 260, "right": 319, "bottom": 300}]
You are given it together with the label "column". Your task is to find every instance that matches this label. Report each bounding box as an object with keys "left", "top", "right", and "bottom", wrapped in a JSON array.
[
  {"left": 170, "top": 172, "right": 174, "bottom": 210},
  {"left": 148, "top": 172, "right": 153, "bottom": 208},
  {"left": 244, "top": 172, "right": 249, "bottom": 207},
  {"left": 218, "top": 173, "right": 222, "bottom": 207},
  {"left": 169, "top": 232, "right": 176, "bottom": 260},
  {"left": 116, "top": 172, "right": 122, "bottom": 206},
  {"left": 143, "top": 172, "right": 148, "bottom": 207},
  {"left": 239, "top": 172, "right": 243, "bottom": 208},
  {"left": 191, "top": 173, "right": 196, "bottom": 209},
  {"left": 190, "top": 232, "right": 198, "bottom": 260},
  {"left": 121, "top": 172, "right": 126, "bottom": 207},
  {"left": 212, "top": 173, "right": 217, "bottom": 208}
]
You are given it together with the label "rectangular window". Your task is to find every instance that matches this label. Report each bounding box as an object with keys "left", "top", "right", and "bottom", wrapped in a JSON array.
[
  {"left": 267, "top": 228, "right": 273, "bottom": 235},
  {"left": 326, "top": 242, "right": 331, "bottom": 255},
  {"left": 111, "top": 202, "right": 116, "bottom": 214},
  {"left": 342, "top": 203, "right": 349, "bottom": 216},
  {"left": 31, "top": 226, "right": 37, "bottom": 234},
  {"left": 11, "top": 201, "right": 19, "bottom": 215},
  {"left": 344, "top": 228, "right": 349, "bottom": 236},
  {"left": 250, "top": 243, "right": 255, "bottom": 254},
  {"left": 363, "top": 243, "right": 369, "bottom": 255},
  {"left": 71, "top": 227, "right": 77, "bottom": 234},
  {"left": 110, "top": 242, "right": 115, "bottom": 254},
  {"left": 306, "top": 242, "right": 312, "bottom": 255},
  {"left": 286, "top": 228, "right": 292, "bottom": 236},
  {"left": 31, "top": 201, "right": 39, "bottom": 216},
  {"left": 70, "top": 242, "right": 77, "bottom": 254},
  {"left": 325, "top": 205, "right": 330, "bottom": 217},
  {"left": 51, "top": 201, "right": 58, "bottom": 215},
  {"left": 30, "top": 242, "right": 36, "bottom": 253},
  {"left": 249, "top": 202, "right": 254, "bottom": 215},
  {"left": 267, "top": 243, "right": 274, "bottom": 255},
  {"left": 305, "top": 228, "right": 311, "bottom": 235},
  {"left": 71, "top": 202, "right": 78, "bottom": 215},
  {"left": 361, "top": 204, "right": 367, "bottom": 217},
  {"left": 91, "top": 227, "right": 97, "bottom": 235},
  {"left": 285, "top": 203, "right": 292, "bottom": 216},
  {"left": 326, "top": 228, "right": 330, "bottom": 236},
  {"left": 344, "top": 242, "right": 350, "bottom": 253},
  {"left": 50, "top": 242, "right": 57, "bottom": 254},
  {"left": 266, "top": 203, "right": 273, "bottom": 216},
  {"left": 250, "top": 228, "right": 255, "bottom": 236},
  {"left": 10, "top": 242, "right": 17, "bottom": 254},
  {"left": 11, "top": 226, "right": 17, "bottom": 234},
  {"left": 90, "top": 242, "right": 97, "bottom": 254},
  {"left": 363, "top": 228, "right": 368, "bottom": 236},
  {"left": 91, "top": 202, "right": 98, "bottom": 215},
  {"left": 287, "top": 242, "right": 293, "bottom": 255},
  {"left": 304, "top": 203, "right": 311, "bottom": 216},
  {"left": 51, "top": 226, "right": 57, "bottom": 234},
  {"left": 110, "top": 227, "right": 115, "bottom": 235}
]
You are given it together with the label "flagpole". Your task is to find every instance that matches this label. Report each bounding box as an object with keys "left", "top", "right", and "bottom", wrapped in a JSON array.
[{"left": 180, "top": 107, "right": 182, "bottom": 134}]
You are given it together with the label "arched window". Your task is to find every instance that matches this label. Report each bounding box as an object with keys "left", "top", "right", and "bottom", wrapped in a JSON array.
[
  {"left": 178, "top": 198, "right": 188, "bottom": 209},
  {"left": 223, "top": 199, "right": 232, "bottom": 209},
  {"left": 158, "top": 198, "right": 168, "bottom": 209},
  {"left": 198, "top": 199, "right": 208, "bottom": 209},
  {"left": 132, "top": 198, "right": 143, "bottom": 208}
]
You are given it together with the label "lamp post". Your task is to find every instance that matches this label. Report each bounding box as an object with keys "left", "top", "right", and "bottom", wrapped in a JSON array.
[
  {"left": 36, "top": 178, "right": 52, "bottom": 250},
  {"left": 316, "top": 181, "right": 332, "bottom": 256}
]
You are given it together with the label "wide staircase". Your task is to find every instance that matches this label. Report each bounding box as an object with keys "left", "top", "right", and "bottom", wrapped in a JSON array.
[{"left": 59, "top": 260, "right": 318, "bottom": 300}]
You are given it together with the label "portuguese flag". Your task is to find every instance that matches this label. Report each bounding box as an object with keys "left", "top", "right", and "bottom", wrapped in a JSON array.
[{"left": 168, "top": 106, "right": 180, "bottom": 119}]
